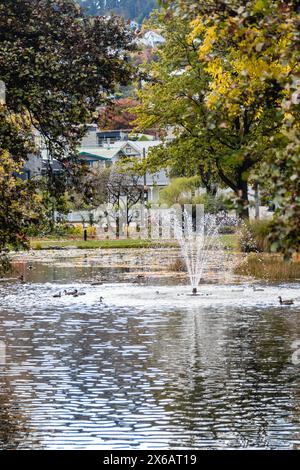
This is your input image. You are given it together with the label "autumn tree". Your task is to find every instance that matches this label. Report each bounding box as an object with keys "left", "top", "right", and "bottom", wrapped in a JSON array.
[
  {"left": 133, "top": 2, "right": 297, "bottom": 220},
  {"left": 98, "top": 98, "right": 139, "bottom": 130},
  {"left": 187, "top": 0, "right": 300, "bottom": 254},
  {"left": 0, "top": 151, "right": 43, "bottom": 272}
]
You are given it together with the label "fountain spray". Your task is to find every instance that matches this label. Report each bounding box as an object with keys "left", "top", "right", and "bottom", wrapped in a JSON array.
[{"left": 172, "top": 206, "right": 232, "bottom": 295}]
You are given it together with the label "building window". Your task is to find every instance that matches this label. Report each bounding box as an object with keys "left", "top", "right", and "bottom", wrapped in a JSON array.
[
  {"left": 125, "top": 146, "right": 133, "bottom": 154},
  {"left": 98, "top": 136, "right": 117, "bottom": 147}
]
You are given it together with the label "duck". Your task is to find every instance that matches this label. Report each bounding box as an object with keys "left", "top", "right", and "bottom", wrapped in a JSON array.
[
  {"left": 53, "top": 292, "right": 62, "bottom": 298},
  {"left": 73, "top": 292, "right": 86, "bottom": 297},
  {"left": 278, "top": 296, "right": 294, "bottom": 305},
  {"left": 64, "top": 289, "right": 78, "bottom": 296}
]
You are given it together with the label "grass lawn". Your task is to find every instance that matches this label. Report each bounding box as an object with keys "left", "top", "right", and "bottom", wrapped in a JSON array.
[
  {"left": 29, "top": 234, "right": 239, "bottom": 251},
  {"left": 219, "top": 233, "right": 239, "bottom": 251},
  {"left": 29, "top": 238, "right": 177, "bottom": 250}
]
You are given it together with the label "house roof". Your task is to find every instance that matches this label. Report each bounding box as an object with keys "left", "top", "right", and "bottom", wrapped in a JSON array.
[
  {"left": 79, "top": 148, "right": 118, "bottom": 160},
  {"left": 130, "top": 141, "right": 162, "bottom": 152},
  {"left": 79, "top": 141, "right": 162, "bottom": 162}
]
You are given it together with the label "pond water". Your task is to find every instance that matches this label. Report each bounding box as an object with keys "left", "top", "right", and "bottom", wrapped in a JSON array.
[{"left": 0, "top": 251, "right": 300, "bottom": 449}]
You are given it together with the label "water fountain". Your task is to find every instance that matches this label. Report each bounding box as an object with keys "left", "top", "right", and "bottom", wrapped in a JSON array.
[{"left": 172, "top": 207, "right": 235, "bottom": 295}]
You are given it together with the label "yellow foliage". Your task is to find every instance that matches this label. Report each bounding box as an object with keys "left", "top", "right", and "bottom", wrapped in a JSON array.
[
  {"left": 189, "top": 10, "right": 296, "bottom": 119},
  {"left": 198, "top": 25, "right": 217, "bottom": 60}
]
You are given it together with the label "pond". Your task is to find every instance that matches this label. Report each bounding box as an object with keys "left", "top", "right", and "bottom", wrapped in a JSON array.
[{"left": 0, "top": 250, "right": 300, "bottom": 449}]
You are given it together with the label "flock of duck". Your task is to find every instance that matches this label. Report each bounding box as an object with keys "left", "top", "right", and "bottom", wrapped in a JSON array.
[
  {"left": 1, "top": 269, "right": 296, "bottom": 306},
  {"left": 231, "top": 287, "right": 295, "bottom": 305},
  {"left": 53, "top": 289, "right": 104, "bottom": 303},
  {"left": 51, "top": 275, "right": 147, "bottom": 302}
]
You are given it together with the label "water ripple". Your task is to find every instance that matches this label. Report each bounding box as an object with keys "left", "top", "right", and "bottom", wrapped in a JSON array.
[{"left": 0, "top": 278, "right": 300, "bottom": 449}]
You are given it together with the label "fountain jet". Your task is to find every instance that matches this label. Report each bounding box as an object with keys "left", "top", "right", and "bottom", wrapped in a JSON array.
[{"left": 171, "top": 207, "right": 235, "bottom": 295}]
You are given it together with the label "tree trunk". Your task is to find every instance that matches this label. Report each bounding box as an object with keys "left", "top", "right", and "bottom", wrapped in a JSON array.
[
  {"left": 254, "top": 182, "right": 260, "bottom": 220},
  {"left": 237, "top": 180, "right": 249, "bottom": 220},
  {"left": 126, "top": 205, "right": 130, "bottom": 239},
  {"left": 215, "top": 159, "right": 250, "bottom": 220},
  {"left": 116, "top": 215, "right": 120, "bottom": 239}
]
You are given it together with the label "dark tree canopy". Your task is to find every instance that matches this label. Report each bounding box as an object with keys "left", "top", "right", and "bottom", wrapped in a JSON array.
[
  {"left": 0, "top": 0, "right": 136, "bottom": 262},
  {"left": 0, "top": 0, "right": 135, "bottom": 162}
]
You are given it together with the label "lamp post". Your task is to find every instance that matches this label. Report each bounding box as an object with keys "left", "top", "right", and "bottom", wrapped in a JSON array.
[{"left": 83, "top": 223, "right": 88, "bottom": 241}]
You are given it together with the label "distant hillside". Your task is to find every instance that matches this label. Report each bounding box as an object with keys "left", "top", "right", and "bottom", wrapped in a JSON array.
[{"left": 78, "top": 0, "right": 158, "bottom": 23}]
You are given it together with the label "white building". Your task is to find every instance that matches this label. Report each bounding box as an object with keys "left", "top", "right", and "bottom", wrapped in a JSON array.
[{"left": 79, "top": 129, "right": 169, "bottom": 203}]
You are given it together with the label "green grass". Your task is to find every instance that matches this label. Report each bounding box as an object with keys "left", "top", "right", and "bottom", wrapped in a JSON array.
[
  {"left": 235, "top": 253, "right": 300, "bottom": 281},
  {"left": 30, "top": 238, "right": 177, "bottom": 250},
  {"left": 29, "top": 234, "right": 239, "bottom": 251},
  {"left": 219, "top": 234, "right": 239, "bottom": 251}
]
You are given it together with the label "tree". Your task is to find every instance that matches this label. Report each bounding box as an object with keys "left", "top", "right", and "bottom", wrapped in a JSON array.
[
  {"left": 159, "top": 176, "right": 201, "bottom": 206},
  {"left": 98, "top": 97, "right": 138, "bottom": 130},
  {"left": 133, "top": 1, "right": 300, "bottom": 221},
  {"left": 187, "top": 0, "right": 300, "bottom": 254},
  {"left": 0, "top": 151, "right": 42, "bottom": 272},
  {"left": 0, "top": 0, "right": 135, "bottom": 264},
  {"left": 69, "top": 165, "right": 112, "bottom": 209},
  {"left": 107, "top": 167, "right": 143, "bottom": 237},
  {"left": 0, "top": 0, "right": 135, "bottom": 163}
]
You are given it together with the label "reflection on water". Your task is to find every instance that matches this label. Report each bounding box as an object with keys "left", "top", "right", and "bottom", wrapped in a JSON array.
[{"left": 0, "top": 258, "right": 300, "bottom": 449}]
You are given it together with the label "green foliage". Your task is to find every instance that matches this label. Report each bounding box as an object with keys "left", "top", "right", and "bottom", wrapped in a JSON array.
[
  {"left": 192, "top": 193, "right": 229, "bottom": 215},
  {"left": 0, "top": 0, "right": 135, "bottom": 163},
  {"left": 135, "top": 0, "right": 300, "bottom": 253},
  {"left": 0, "top": 0, "right": 135, "bottom": 267},
  {"left": 159, "top": 176, "right": 201, "bottom": 206},
  {"left": 159, "top": 176, "right": 230, "bottom": 215}
]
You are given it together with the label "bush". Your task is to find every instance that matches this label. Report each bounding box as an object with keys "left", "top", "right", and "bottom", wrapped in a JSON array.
[
  {"left": 168, "top": 258, "right": 187, "bottom": 272},
  {"left": 192, "top": 193, "right": 230, "bottom": 214},
  {"left": 235, "top": 253, "right": 300, "bottom": 281},
  {"left": 46, "top": 223, "right": 97, "bottom": 238},
  {"left": 239, "top": 219, "right": 273, "bottom": 253},
  {"left": 218, "top": 225, "right": 236, "bottom": 234},
  {"left": 66, "top": 224, "right": 83, "bottom": 237}
]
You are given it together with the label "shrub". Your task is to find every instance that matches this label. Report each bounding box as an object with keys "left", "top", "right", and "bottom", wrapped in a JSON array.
[
  {"left": 44, "top": 223, "right": 97, "bottom": 238},
  {"left": 235, "top": 253, "right": 300, "bottom": 281},
  {"left": 168, "top": 258, "right": 187, "bottom": 272},
  {"left": 218, "top": 225, "right": 236, "bottom": 234},
  {"left": 87, "top": 226, "right": 97, "bottom": 238},
  {"left": 192, "top": 193, "right": 230, "bottom": 214},
  {"left": 239, "top": 219, "right": 273, "bottom": 253}
]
